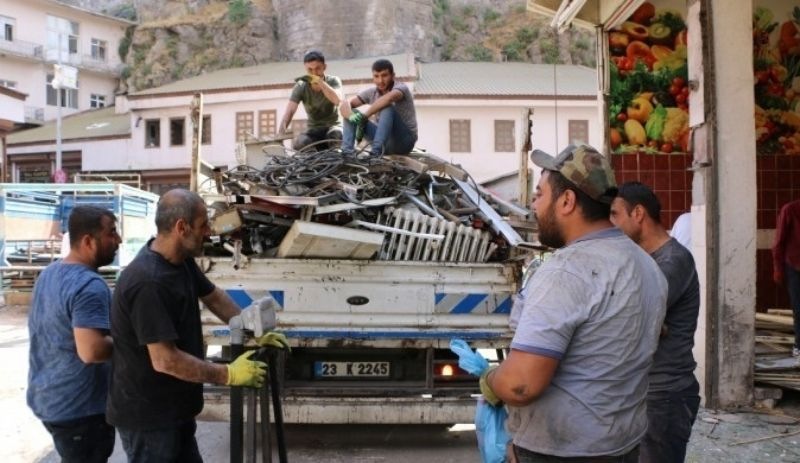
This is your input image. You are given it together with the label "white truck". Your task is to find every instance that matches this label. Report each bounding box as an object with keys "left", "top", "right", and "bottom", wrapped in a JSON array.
[{"left": 200, "top": 256, "right": 520, "bottom": 424}]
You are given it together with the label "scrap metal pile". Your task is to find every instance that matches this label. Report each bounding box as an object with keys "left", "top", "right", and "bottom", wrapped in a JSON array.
[{"left": 201, "top": 148, "right": 530, "bottom": 263}]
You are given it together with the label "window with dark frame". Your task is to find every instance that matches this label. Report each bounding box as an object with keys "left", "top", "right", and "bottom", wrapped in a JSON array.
[
  {"left": 568, "top": 120, "right": 589, "bottom": 145},
  {"left": 89, "top": 93, "right": 105, "bottom": 108},
  {"left": 494, "top": 120, "right": 515, "bottom": 152},
  {"left": 201, "top": 115, "right": 211, "bottom": 144},
  {"left": 170, "top": 118, "right": 185, "bottom": 146},
  {"left": 258, "top": 110, "right": 277, "bottom": 138},
  {"left": 46, "top": 73, "right": 78, "bottom": 109},
  {"left": 1, "top": 16, "right": 14, "bottom": 41},
  {"left": 145, "top": 119, "right": 160, "bottom": 147},
  {"left": 235, "top": 112, "right": 254, "bottom": 141},
  {"left": 449, "top": 119, "right": 471, "bottom": 153}
]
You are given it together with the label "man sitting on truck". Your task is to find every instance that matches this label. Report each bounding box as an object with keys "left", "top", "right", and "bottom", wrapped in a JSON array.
[
  {"left": 479, "top": 145, "right": 668, "bottom": 461},
  {"left": 278, "top": 50, "right": 343, "bottom": 151},
  {"left": 340, "top": 58, "right": 418, "bottom": 156}
]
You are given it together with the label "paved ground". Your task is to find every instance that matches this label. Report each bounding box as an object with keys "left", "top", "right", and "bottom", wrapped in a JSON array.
[{"left": 3, "top": 303, "right": 800, "bottom": 462}]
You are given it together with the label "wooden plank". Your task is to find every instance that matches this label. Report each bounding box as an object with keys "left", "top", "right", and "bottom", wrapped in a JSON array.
[
  {"left": 756, "top": 313, "right": 794, "bottom": 327},
  {"left": 277, "top": 220, "right": 384, "bottom": 259}
]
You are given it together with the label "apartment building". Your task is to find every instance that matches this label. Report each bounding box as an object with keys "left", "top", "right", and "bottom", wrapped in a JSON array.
[{"left": 0, "top": 0, "right": 133, "bottom": 124}]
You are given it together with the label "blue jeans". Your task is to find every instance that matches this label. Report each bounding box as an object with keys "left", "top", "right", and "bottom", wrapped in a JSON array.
[
  {"left": 42, "top": 413, "right": 115, "bottom": 463},
  {"left": 118, "top": 419, "right": 202, "bottom": 463},
  {"left": 342, "top": 106, "right": 416, "bottom": 155},
  {"left": 639, "top": 381, "right": 700, "bottom": 463},
  {"left": 786, "top": 264, "right": 800, "bottom": 348},
  {"left": 513, "top": 445, "right": 639, "bottom": 462}
]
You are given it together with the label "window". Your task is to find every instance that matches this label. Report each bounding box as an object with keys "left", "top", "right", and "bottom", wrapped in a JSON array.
[
  {"left": 90, "top": 38, "right": 107, "bottom": 61},
  {"left": 0, "top": 79, "right": 16, "bottom": 89},
  {"left": 89, "top": 94, "right": 106, "bottom": 108},
  {"left": 145, "top": 119, "right": 160, "bottom": 147},
  {"left": 235, "top": 112, "right": 254, "bottom": 141},
  {"left": 290, "top": 120, "right": 307, "bottom": 136},
  {"left": 46, "top": 74, "right": 78, "bottom": 108},
  {"left": 449, "top": 119, "right": 471, "bottom": 152},
  {"left": 0, "top": 16, "right": 14, "bottom": 41},
  {"left": 494, "top": 120, "right": 515, "bottom": 152},
  {"left": 170, "top": 118, "right": 185, "bottom": 146},
  {"left": 258, "top": 110, "right": 277, "bottom": 138},
  {"left": 46, "top": 15, "right": 79, "bottom": 61},
  {"left": 568, "top": 120, "right": 589, "bottom": 145},
  {"left": 202, "top": 115, "right": 211, "bottom": 144}
]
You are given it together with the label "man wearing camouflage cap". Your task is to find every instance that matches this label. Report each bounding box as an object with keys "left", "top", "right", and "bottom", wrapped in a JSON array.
[{"left": 479, "top": 145, "right": 668, "bottom": 461}]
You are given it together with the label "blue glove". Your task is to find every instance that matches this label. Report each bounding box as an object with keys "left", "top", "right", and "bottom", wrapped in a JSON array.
[
  {"left": 449, "top": 338, "right": 490, "bottom": 375},
  {"left": 348, "top": 109, "right": 365, "bottom": 126}
]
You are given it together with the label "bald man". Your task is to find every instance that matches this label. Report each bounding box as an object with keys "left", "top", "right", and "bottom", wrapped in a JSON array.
[{"left": 107, "top": 189, "right": 266, "bottom": 462}]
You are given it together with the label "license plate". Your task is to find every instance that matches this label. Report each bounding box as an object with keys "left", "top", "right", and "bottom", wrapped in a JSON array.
[{"left": 314, "top": 361, "right": 390, "bottom": 378}]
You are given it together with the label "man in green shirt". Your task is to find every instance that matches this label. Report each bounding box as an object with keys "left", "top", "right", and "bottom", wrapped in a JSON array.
[{"left": 279, "top": 50, "right": 343, "bottom": 151}]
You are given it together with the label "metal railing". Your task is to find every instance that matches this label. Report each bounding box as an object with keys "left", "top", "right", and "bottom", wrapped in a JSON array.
[
  {"left": 0, "top": 38, "right": 42, "bottom": 59},
  {"left": 24, "top": 106, "right": 45, "bottom": 123},
  {"left": 0, "top": 38, "right": 120, "bottom": 75}
]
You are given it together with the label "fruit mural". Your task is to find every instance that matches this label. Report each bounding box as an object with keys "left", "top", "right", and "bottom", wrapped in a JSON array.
[
  {"left": 753, "top": 3, "right": 800, "bottom": 155},
  {"left": 608, "top": 1, "right": 690, "bottom": 154}
]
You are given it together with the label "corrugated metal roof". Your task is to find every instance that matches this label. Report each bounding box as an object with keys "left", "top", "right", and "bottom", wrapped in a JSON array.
[
  {"left": 7, "top": 106, "right": 130, "bottom": 145},
  {"left": 129, "top": 53, "right": 416, "bottom": 97},
  {"left": 414, "top": 62, "right": 597, "bottom": 97}
]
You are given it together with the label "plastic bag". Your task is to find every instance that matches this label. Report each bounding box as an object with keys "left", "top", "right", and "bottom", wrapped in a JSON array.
[
  {"left": 475, "top": 396, "right": 510, "bottom": 463},
  {"left": 449, "top": 338, "right": 489, "bottom": 376}
]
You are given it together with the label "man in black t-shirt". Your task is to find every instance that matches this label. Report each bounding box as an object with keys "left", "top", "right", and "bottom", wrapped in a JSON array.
[
  {"left": 108, "top": 189, "right": 269, "bottom": 462},
  {"left": 610, "top": 182, "right": 701, "bottom": 463}
]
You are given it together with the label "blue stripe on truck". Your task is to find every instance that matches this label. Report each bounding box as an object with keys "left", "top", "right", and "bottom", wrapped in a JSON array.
[
  {"left": 225, "top": 289, "right": 284, "bottom": 310},
  {"left": 210, "top": 328, "right": 506, "bottom": 340}
]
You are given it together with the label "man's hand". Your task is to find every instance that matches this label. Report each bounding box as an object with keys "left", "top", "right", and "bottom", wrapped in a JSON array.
[
  {"left": 348, "top": 109, "right": 366, "bottom": 126},
  {"left": 256, "top": 331, "right": 290, "bottom": 351},
  {"left": 226, "top": 351, "right": 267, "bottom": 388},
  {"left": 479, "top": 365, "right": 501, "bottom": 406},
  {"left": 296, "top": 74, "right": 321, "bottom": 85}
]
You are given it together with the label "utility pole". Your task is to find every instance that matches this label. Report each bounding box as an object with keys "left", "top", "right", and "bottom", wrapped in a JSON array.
[{"left": 189, "top": 92, "right": 204, "bottom": 192}]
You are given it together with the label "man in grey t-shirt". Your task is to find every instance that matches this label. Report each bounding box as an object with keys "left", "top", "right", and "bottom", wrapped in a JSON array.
[
  {"left": 480, "top": 145, "right": 667, "bottom": 461},
  {"left": 611, "top": 182, "right": 701, "bottom": 463},
  {"left": 340, "top": 58, "right": 417, "bottom": 156}
]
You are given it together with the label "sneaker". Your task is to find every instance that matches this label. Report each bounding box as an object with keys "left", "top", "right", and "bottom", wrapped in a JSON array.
[{"left": 793, "top": 346, "right": 800, "bottom": 358}]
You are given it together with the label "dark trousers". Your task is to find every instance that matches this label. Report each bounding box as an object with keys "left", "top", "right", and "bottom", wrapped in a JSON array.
[
  {"left": 292, "top": 126, "right": 342, "bottom": 151},
  {"left": 118, "top": 419, "right": 202, "bottom": 463},
  {"left": 42, "top": 413, "right": 115, "bottom": 463},
  {"left": 639, "top": 381, "right": 701, "bottom": 463},
  {"left": 514, "top": 445, "right": 639, "bottom": 462},
  {"left": 786, "top": 264, "right": 800, "bottom": 348}
]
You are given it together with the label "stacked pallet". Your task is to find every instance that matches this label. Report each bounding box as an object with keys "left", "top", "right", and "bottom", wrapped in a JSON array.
[{"left": 755, "top": 309, "right": 800, "bottom": 391}]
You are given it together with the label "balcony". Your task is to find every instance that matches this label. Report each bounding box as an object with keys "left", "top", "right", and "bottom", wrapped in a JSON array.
[
  {"left": 24, "top": 106, "right": 45, "bottom": 124},
  {"left": 0, "top": 38, "right": 43, "bottom": 61},
  {"left": 0, "top": 38, "right": 121, "bottom": 76}
]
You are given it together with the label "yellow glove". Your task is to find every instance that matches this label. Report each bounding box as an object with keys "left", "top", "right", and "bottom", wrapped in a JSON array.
[
  {"left": 226, "top": 351, "right": 267, "bottom": 388},
  {"left": 256, "top": 331, "right": 291, "bottom": 351},
  {"left": 479, "top": 365, "right": 501, "bottom": 406},
  {"left": 307, "top": 74, "right": 321, "bottom": 85}
]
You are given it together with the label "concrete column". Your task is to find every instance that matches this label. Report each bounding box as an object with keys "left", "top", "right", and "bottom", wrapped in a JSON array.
[{"left": 704, "top": 0, "right": 756, "bottom": 408}]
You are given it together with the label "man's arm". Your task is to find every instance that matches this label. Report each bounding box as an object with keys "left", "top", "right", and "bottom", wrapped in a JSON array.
[
  {"left": 201, "top": 286, "right": 241, "bottom": 324},
  {"left": 341, "top": 96, "right": 365, "bottom": 118},
  {"left": 361, "top": 89, "right": 404, "bottom": 118},
  {"left": 147, "top": 341, "right": 228, "bottom": 385},
  {"left": 74, "top": 328, "right": 113, "bottom": 363},
  {"left": 278, "top": 100, "right": 299, "bottom": 134},
  {"left": 485, "top": 349, "right": 559, "bottom": 407},
  {"left": 315, "top": 80, "right": 341, "bottom": 107}
]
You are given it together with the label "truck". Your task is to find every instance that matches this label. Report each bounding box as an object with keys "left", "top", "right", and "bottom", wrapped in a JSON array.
[
  {"left": 195, "top": 149, "right": 531, "bottom": 424},
  {"left": 0, "top": 183, "right": 158, "bottom": 302}
]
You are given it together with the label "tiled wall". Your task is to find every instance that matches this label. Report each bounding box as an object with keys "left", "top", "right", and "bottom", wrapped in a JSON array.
[
  {"left": 610, "top": 153, "right": 693, "bottom": 228},
  {"left": 755, "top": 156, "right": 800, "bottom": 311}
]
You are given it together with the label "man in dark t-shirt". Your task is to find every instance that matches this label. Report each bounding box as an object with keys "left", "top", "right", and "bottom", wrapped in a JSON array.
[
  {"left": 610, "top": 182, "right": 701, "bottom": 463},
  {"left": 108, "top": 189, "right": 268, "bottom": 462}
]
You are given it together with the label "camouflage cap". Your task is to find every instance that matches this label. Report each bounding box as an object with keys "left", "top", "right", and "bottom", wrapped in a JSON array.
[{"left": 530, "top": 144, "right": 618, "bottom": 204}]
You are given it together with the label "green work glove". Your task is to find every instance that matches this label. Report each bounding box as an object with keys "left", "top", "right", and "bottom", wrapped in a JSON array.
[
  {"left": 256, "top": 331, "right": 291, "bottom": 351},
  {"left": 348, "top": 109, "right": 365, "bottom": 126},
  {"left": 226, "top": 351, "right": 267, "bottom": 388},
  {"left": 479, "top": 365, "right": 501, "bottom": 406}
]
